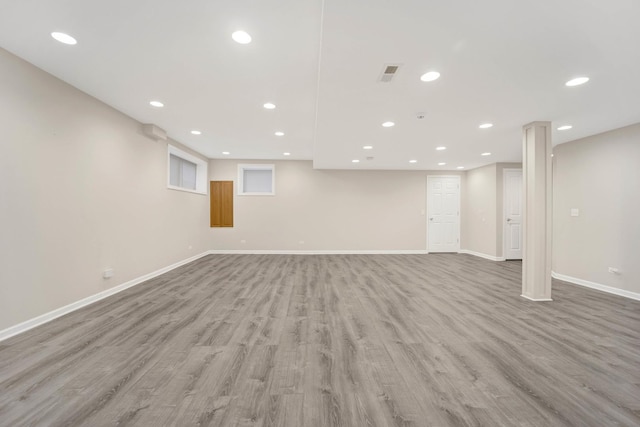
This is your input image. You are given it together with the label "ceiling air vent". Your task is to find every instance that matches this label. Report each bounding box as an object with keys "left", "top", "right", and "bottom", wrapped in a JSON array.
[{"left": 379, "top": 64, "right": 401, "bottom": 83}]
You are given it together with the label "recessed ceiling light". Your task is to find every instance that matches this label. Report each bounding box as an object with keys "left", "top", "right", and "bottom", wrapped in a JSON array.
[
  {"left": 283, "top": 152, "right": 291, "bottom": 156},
  {"left": 274, "top": 131, "right": 285, "bottom": 136},
  {"left": 222, "top": 151, "right": 230, "bottom": 155},
  {"left": 263, "top": 102, "right": 276, "bottom": 110},
  {"left": 557, "top": 125, "right": 573, "bottom": 131},
  {"left": 420, "top": 71, "right": 440, "bottom": 82},
  {"left": 231, "top": 30, "right": 252, "bottom": 44},
  {"left": 352, "top": 159, "right": 360, "bottom": 163},
  {"left": 51, "top": 32, "right": 77, "bottom": 45},
  {"left": 190, "top": 130, "right": 202, "bottom": 135},
  {"left": 566, "top": 77, "right": 589, "bottom": 87},
  {"left": 438, "top": 162, "right": 446, "bottom": 166},
  {"left": 481, "top": 152, "right": 491, "bottom": 156},
  {"left": 436, "top": 146, "right": 446, "bottom": 151},
  {"left": 409, "top": 160, "right": 418, "bottom": 163},
  {"left": 149, "top": 100, "right": 164, "bottom": 108},
  {"left": 457, "top": 166, "right": 465, "bottom": 169},
  {"left": 363, "top": 145, "right": 373, "bottom": 150},
  {"left": 479, "top": 123, "right": 493, "bottom": 129},
  {"left": 382, "top": 121, "right": 395, "bottom": 128}
]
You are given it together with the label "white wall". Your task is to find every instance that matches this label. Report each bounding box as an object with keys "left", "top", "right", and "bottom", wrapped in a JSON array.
[
  {"left": 463, "top": 164, "right": 498, "bottom": 257},
  {"left": 553, "top": 123, "right": 640, "bottom": 295},
  {"left": 209, "top": 159, "right": 464, "bottom": 251},
  {"left": 0, "top": 48, "right": 210, "bottom": 331}
]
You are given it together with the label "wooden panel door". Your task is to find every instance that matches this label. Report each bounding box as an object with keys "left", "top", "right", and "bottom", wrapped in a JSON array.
[{"left": 210, "top": 181, "right": 233, "bottom": 227}]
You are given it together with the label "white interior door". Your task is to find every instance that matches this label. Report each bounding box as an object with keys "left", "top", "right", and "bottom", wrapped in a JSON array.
[
  {"left": 504, "top": 169, "right": 523, "bottom": 260},
  {"left": 427, "top": 176, "right": 460, "bottom": 252}
]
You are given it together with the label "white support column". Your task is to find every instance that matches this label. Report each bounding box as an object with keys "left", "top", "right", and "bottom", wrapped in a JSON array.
[{"left": 522, "top": 121, "right": 552, "bottom": 301}]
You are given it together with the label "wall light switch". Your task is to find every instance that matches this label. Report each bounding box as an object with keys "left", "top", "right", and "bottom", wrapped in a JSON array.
[{"left": 570, "top": 208, "right": 579, "bottom": 217}]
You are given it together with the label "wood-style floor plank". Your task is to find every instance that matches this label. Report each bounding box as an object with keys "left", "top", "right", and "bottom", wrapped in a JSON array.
[{"left": 1, "top": 254, "right": 639, "bottom": 426}]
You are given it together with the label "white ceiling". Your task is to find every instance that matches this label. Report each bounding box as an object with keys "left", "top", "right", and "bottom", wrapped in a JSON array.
[{"left": 1, "top": 0, "right": 639, "bottom": 170}]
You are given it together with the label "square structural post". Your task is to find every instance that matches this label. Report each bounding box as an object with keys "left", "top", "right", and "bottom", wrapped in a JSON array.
[{"left": 522, "top": 121, "right": 552, "bottom": 301}]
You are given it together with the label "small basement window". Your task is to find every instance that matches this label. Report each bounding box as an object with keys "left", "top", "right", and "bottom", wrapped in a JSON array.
[
  {"left": 167, "top": 145, "right": 207, "bottom": 195},
  {"left": 238, "top": 164, "right": 275, "bottom": 195}
]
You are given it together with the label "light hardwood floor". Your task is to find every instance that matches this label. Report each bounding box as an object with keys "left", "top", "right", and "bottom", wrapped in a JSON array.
[{"left": 0, "top": 254, "right": 639, "bottom": 426}]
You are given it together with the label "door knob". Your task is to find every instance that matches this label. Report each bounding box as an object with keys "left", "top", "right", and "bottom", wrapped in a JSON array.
[
  {"left": 429, "top": 217, "right": 434, "bottom": 221},
  {"left": 507, "top": 218, "right": 512, "bottom": 222}
]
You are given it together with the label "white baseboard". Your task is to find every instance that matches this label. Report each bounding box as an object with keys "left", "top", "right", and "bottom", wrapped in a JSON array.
[
  {"left": 552, "top": 271, "right": 640, "bottom": 301},
  {"left": 208, "top": 249, "right": 429, "bottom": 255},
  {"left": 520, "top": 294, "right": 553, "bottom": 302},
  {"left": 458, "top": 249, "right": 506, "bottom": 262},
  {"left": 0, "top": 251, "right": 211, "bottom": 343}
]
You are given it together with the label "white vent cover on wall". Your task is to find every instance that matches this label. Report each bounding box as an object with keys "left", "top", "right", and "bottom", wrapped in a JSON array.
[{"left": 379, "top": 64, "right": 401, "bottom": 82}]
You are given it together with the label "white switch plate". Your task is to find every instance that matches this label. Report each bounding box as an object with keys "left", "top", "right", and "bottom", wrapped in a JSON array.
[{"left": 570, "top": 208, "right": 579, "bottom": 217}]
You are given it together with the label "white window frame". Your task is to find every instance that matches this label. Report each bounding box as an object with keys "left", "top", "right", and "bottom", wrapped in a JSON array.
[
  {"left": 167, "top": 144, "right": 208, "bottom": 195},
  {"left": 237, "top": 164, "right": 275, "bottom": 196}
]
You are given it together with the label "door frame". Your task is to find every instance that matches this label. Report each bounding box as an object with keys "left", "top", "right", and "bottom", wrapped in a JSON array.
[
  {"left": 426, "top": 175, "right": 461, "bottom": 253},
  {"left": 502, "top": 168, "right": 523, "bottom": 260}
]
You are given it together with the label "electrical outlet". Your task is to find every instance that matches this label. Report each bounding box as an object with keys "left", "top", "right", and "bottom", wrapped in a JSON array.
[
  {"left": 608, "top": 267, "right": 620, "bottom": 274},
  {"left": 103, "top": 268, "right": 114, "bottom": 279}
]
